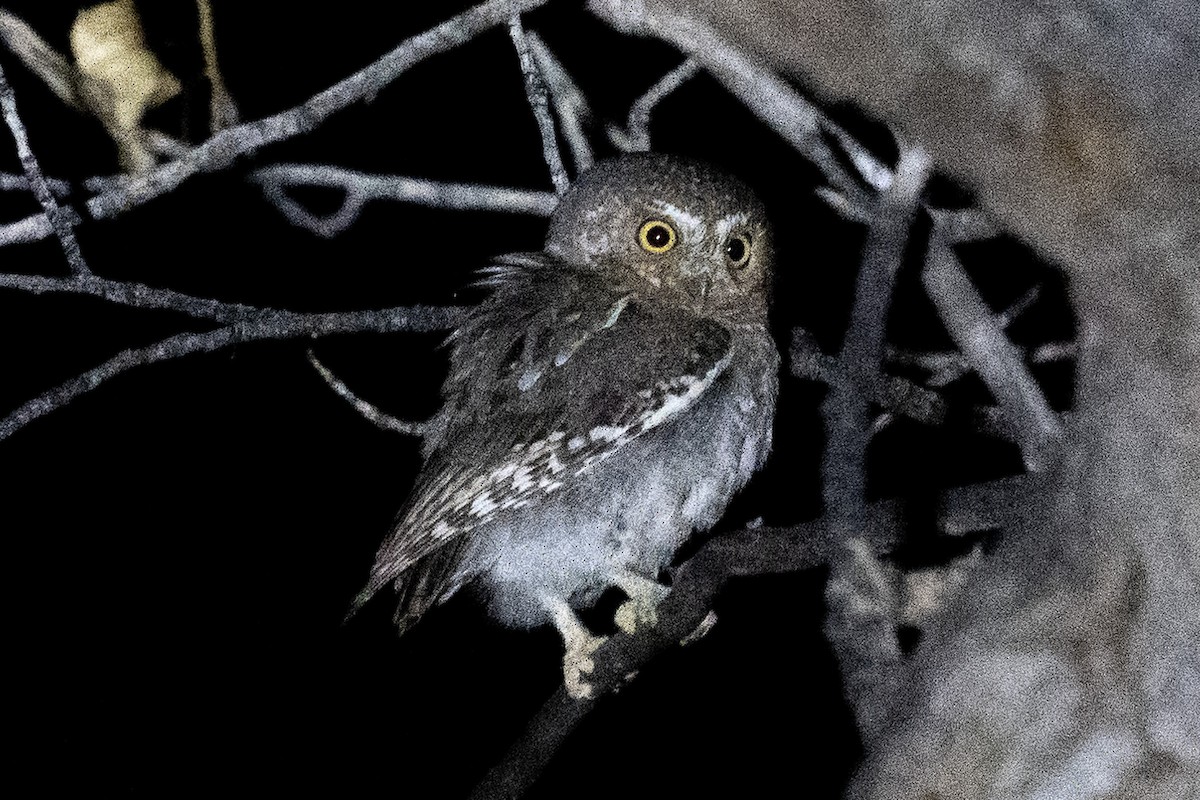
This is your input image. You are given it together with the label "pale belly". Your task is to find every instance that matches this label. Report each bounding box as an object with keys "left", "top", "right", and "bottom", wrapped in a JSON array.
[{"left": 472, "top": 342, "right": 777, "bottom": 629}]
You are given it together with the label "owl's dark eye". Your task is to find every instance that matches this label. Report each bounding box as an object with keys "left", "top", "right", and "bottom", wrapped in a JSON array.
[
  {"left": 638, "top": 220, "right": 676, "bottom": 254},
  {"left": 725, "top": 233, "right": 752, "bottom": 268}
]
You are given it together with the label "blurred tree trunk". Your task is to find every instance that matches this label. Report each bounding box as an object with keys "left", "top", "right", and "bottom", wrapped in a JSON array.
[{"left": 659, "top": 1, "right": 1199, "bottom": 796}]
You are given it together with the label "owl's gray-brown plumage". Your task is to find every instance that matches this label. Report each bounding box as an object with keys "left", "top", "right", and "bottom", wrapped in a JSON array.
[{"left": 348, "top": 154, "right": 779, "bottom": 697}]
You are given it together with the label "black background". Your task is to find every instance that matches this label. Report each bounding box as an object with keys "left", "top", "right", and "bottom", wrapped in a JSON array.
[{"left": 0, "top": 1, "right": 1071, "bottom": 796}]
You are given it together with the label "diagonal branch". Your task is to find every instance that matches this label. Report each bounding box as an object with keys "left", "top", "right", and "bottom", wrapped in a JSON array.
[
  {"left": 470, "top": 472, "right": 1033, "bottom": 800},
  {"left": 506, "top": 11, "right": 570, "bottom": 194},
  {"left": 0, "top": 59, "right": 90, "bottom": 274},
  {"left": 0, "top": 305, "right": 462, "bottom": 441},
  {"left": 608, "top": 58, "right": 700, "bottom": 152},
  {"left": 85, "top": 0, "right": 552, "bottom": 219},
  {"left": 0, "top": 209, "right": 78, "bottom": 247},
  {"left": 526, "top": 32, "right": 594, "bottom": 174},
  {"left": 469, "top": 517, "right": 860, "bottom": 800},
  {"left": 921, "top": 233, "right": 1063, "bottom": 471}
]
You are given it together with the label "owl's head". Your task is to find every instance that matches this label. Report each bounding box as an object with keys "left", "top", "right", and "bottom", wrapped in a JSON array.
[{"left": 545, "top": 154, "right": 772, "bottom": 324}]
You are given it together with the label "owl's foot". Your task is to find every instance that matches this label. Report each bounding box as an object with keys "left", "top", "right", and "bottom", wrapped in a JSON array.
[
  {"left": 562, "top": 630, "right": 607, "bottom": 700},
  {"left": 613, "top": 571, "right": 670, "bottom": 635},
  {"left": 542, "top": 593, "right": 607, "bottom": 700}
]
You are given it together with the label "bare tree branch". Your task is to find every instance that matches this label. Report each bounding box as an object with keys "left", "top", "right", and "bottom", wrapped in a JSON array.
[
  {"left": 469, "top": 519, "right": 862, "bottom": 800},
  {"left": 926, "top": 206, "right": 1000, "bottom": 245},
  {"left": 0, "top": 58, "right": 89, "bottom": 274},
  {"left": 306, "top": 349, "right": 425, "bottom": 436},
  {"left": 84, "top": 0, "right": 552, "bottom": 220},
  {"left": 196, "top": 0, "right": 239, "bottom": 132},
  {"left": 471, "top": 473, "right": 1032, "bottom": 799},
  {"left": 0, "top": 305, "right": 461, "bottom": 441},
  {"left": 821, "top": 147, "right": 929, "bottom": 741},
  {"left": 0, "top": 209, "right": 78, "bottom": 247},
  {"left": 922, "top": 234, "right": 1063, "bottom": 471},
  {"left": 936, "top": 473, "right": 1040, "bottom": 536},
  {"left": 506, "top": 11, "right": 570, "bottom": 194},
  {"left": 887, "top": 284, "right": 1047, "bottom": 390},
  {"left": 791, "top": 327, "right": 947, "bottom": 427},
  {"left": 0, "top": 170, "right": 70, "bottom": 196},
  {"left": 590, "top": 0, "right": 880, "bottom": 208},
  {"left": 1031, "top": 340, "right": 1077, "bottom": 364},
  {"left": 607, "top": 58, "right": 699, "bottom": 152},
  {"left": 0, "top": 271, "right": 272, "bottom": 323},
  {"left": 527, "top": 32, "right": 594, "bottom": 173},
  {"left": 251, "top": 164, "right": 556, "bottom": 237}
]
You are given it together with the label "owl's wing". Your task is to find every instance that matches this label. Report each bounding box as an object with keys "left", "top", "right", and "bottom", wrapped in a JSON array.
[{"left": 348, "top": 254, "right": 734, "bottom": 619}]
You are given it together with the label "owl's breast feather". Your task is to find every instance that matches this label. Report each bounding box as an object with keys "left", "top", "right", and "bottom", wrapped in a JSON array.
[{"left": 478, "top": 326, "right": 779, "bottom": 628}]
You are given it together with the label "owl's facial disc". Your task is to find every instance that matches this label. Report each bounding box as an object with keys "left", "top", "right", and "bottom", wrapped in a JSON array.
[
  {"left": 630, "top": 205, "right": 756, "bottom": 311},
  {"left": 543, "top": 154, "right": 770, "bottom": 321}
]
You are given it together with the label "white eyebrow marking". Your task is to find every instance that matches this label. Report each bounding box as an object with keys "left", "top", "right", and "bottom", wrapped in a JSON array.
[
  {"left": 649, "top": 200, "right": 706, "bottom": 242},
  {"left": 714, "top": 211, "right": 751, "bottom": 242}
]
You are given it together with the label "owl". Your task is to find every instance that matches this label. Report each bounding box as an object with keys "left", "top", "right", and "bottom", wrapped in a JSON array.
[{"left": 347, "top": 154, "right": 779, "bottom": 699}]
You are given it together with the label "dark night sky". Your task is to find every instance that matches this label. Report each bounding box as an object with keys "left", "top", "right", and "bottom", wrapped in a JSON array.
[{"left": 0, "top": 2, "right": 1071, "bottom": 796}]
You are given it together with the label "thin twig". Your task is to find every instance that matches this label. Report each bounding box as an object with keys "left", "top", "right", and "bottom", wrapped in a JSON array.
[
  {"left": 995, "top": 284, "right": 1041, "bottom": 328},
  {"left": 937, "top": 473, "right": 1040, "bottom": 536},
  {"left": 589, "top": 0, "right": 879, "bottom": 208},
  {"left": 814, "top": 186, "right": 875, "bottom": 224},
  {"left": 526, "top": 32, "right": 594, "bottom": 173},
  {"left": 886, "top": 347, "right": 970, "bottom": 388},
  {"left": 0, "top": 59, "right": 90, "bottom": 274},
  {"left": 1031, "top": 340, "right": 1077, "bottom": 364},
  {"left": 0, "top": 305, "right": 462, "bottom": 441},
  {"left": 608, "top": 58, "right": 700, "bottom": 152},
  {"left": 506, "top": 12, "right": 570, "bottom": 194},
  {"left": 922, "top": 233, "right": 1063, "bottom": 471},
  {"left": 886, "top": 286, "right": 1043, "bottom": 387},
  {"left": 85, "top": 0, "right": 552, "bottom": 219},
  {"left": 306, "top": 350, "right": 425, "bottom": 436},
  {"left": 251, "top": 164, "right": 557, "bottom": 237}
]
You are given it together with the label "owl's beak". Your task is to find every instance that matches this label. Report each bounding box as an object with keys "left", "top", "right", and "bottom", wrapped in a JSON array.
[{"left": 682, "top": 273, "right": 713, "bottom": 310}]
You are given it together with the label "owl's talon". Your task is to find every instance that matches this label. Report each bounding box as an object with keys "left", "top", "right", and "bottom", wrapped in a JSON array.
[
  {"left": 615, "top": 595, "right": 659, "bottom": 634},
  {"left": 613, "top": 572, "right": 669, "bottom": 634},
  {"left": 563, "top": 631, "right": 606, "bottom": 700},
  {"left": 542, "top": 594, "right": 608, "bottom": 699}
]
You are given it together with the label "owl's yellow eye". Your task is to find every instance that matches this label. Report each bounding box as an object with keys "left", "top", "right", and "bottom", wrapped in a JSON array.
[
  {"left": 638, "top": 220, "right": 676, "bottom": 254},
  {"left": 725, "top": 233, "right": 752, "bottom": 269}
]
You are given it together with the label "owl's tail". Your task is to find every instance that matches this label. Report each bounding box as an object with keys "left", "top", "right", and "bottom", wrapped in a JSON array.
[{"left": 343, "top": 540, "right": 471, "bottom": 636}]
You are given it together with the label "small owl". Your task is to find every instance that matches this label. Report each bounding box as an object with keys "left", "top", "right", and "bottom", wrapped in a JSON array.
[{"left": 347, "top": 154, "right": 779, "bottom": 698}]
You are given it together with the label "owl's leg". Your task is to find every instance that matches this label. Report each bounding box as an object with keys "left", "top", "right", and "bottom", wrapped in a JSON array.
[
  {"left": 612, "top": 570, "right": 670, "bottom": 635},
  {"left": 541, "top": 594, "right": 606, "bottom": 700}
]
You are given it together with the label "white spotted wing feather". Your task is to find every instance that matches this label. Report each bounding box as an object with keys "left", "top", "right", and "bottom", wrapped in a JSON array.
[{"left": 347, "top": 254, "right": 734, "bottom": 625}]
